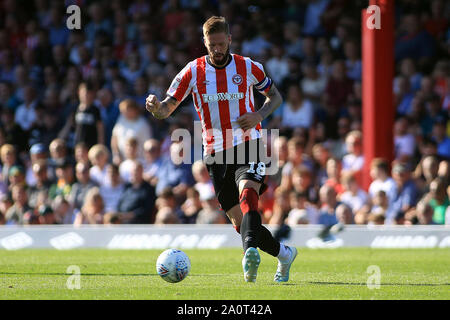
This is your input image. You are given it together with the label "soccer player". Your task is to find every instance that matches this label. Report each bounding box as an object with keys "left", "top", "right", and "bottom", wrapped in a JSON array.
[{"left": 145, "top": 16, "right": 297, "bottom": 283}]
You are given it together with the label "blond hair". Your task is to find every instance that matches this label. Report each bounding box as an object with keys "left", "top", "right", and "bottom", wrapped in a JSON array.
[
  {"left": 88, "top": 144, "right": 110, "bottom": 164},
  {"left": 0, "top": 144, "right": 15, "bottom": 159},
  {"left": 119, "top": 98, "right": 139, "bottom": 113},
  {"left": 82, "top": 187, "right": 104, "bottom": 213},
  {"left": 203, "top": 16, "right": 229, "bottom": 36}
]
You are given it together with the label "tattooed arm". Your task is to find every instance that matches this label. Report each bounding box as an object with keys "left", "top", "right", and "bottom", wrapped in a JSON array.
[
  {"left": 257, "top": 83, "right": 283, "bottom": 120},
  {"left": 145, "top": 95, "right": 180, "bottom": 120},
  {"left": 236, "top": 84, "right": 283, "bottom": 131}
]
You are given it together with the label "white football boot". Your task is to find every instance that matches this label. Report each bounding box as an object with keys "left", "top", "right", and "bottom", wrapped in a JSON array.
[{"left": 274, "top": 246, "right": 298, "bottom": 283}]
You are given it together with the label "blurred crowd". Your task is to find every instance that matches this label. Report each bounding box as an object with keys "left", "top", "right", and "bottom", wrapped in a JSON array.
[{"left": 0, "top": 0, "right": 448, "bottom": 227}]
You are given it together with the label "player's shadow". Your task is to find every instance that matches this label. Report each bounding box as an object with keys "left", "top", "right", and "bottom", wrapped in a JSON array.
[
  {"left": 306, "top": 281, "right": 450, "bottom": 287},
  {"left": 0, "top": 272, "right": 159, "bottom": 277}
]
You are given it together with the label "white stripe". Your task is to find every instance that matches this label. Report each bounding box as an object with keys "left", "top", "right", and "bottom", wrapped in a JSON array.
[{"left": 205, "top": 62, "right": 223, "bottom": 152}]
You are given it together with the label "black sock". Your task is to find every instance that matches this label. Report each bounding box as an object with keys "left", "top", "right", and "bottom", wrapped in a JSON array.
[
  {"left": 240, "top": 210, "right": 261, "bottom": 251},
  {"left": 258, "top": 225, "right": 281, "bottom": 257}
]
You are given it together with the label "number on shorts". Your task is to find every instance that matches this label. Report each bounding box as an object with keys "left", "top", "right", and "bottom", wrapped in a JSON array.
[{"left": 247, "top": 162, "right": 265, "bottom": 175}]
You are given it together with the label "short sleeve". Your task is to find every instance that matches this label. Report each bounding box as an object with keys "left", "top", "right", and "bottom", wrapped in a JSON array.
[
  {"left": 166, "top": 62, "right": 194, "bottom": 102},
  {"left": 250, "top": 60, "right": 273, "bottom": 93}
]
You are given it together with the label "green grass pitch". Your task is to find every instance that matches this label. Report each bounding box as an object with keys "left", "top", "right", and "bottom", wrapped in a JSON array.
[{"left": 0, "top": 248, "right": 449, "bottom": 300}]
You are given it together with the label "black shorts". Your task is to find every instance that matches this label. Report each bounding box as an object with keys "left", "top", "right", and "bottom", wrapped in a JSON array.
[{"left": 205, "top": 139, "right": 269, "bottom": 212}]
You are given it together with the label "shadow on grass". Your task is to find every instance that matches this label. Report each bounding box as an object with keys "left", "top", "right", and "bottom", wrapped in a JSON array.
[{"left": 306, "top": 281, "right": 450, "bottom": 287}]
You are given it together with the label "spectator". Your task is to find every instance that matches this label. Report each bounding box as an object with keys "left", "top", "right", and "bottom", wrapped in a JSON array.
[
  {"left": 28, "top": 160, "right": 53, "bottom": 209},
  {"left": 303, "top": 0, "right": 330, "bottom": 37},
  {"left": 88, "top": 144, "right": 110, "bottom": 187},
  {"left": 96, "top": 88, "right": 120, "bottom": 149},
  {"left": 69, "top": 162, "right": 98, "bottom": 211},
  {"left": 111, "top": 99, "right": 152, "bottom": 163},
  {"left": 395, "top": 76, "right": 415, "bottom": 115},
  {"left": 343, "top": 39, "right": 362, "bottom": 82},
  {"left": 74, "top": 142, "right": 90, "bottom": 165},
  {"left": 280, "top": 136, "right": 314, "bottom": 190},
  {"left": 142, "top": 139, "right": 163, "bottom": 186},
  {"left": 386, "top": 162, "right": 418, "bottom": 224},
  {"left": 324, "top": 59, "right": 353, "bottom": 116},
  {"left": 268, "top": 187, "right": 291, "bottom": 225},
  {"left": 286, "top": 191, "right": 319, "bottom": 225},
  {"left": 336, "top": 203, "right": 354, "bottom": 225},
  {"left": 395, "top": 13, "right": 435, "bottom": 64},
  {"left": 339, "top": 172, "right": 368, "bottom": 214},
  {"left": 73, "top": 82, "right": 104, "bottom": 148},
  {"left": 317, "top": 184, "right": 339, "bottom": 227},
  {"left": 37, "top": 204, "right": 57, "bottom": 225},
  {"left": 196, "top": 186, "right": 226, "bottom": 224},
  {"left": 119, "top": 137, "right": 144, "bottom": 183},
  {"left": 291, "top": 166, "right": 319, "bottom": 204},
  {"left": 100, "top": 164, "right": 125, "bottom": 213},
  {"left": 327, "top": 116, "right": 350, "bottom": 159},
  {"left": 413, "top": 155, "right": 439, "bottom": 197},
  {"left": 14, "top": 85, "right": 38, "bottom": 132},
  {"left": 191, "top": 160, "right": 213, "bottom": 196},
  {"left": 342, "top": 130, "right": 364, "bottom": 184},
  {"left": 425, "top": 177, "right": 449, "bottom": 225},
  {"left": 265, "top": 45, "right": 289, "bottom": 84},
  {"left": 271, "top": 84, "right": 314, "bottom": 131},
  {"left": 155, "top": 142, "right": 195, "bottom": 198},
  {"left": 155, "top": 187, "right": 183, "bottom": 224},
  {"left": 360, "top": 190, "right": 389, "bottom": 225},
  {"left": 301, "top": 61, "right": 327, "bottom": 105},
  {"left": 394, "top": 116, "right": 416, "bottom": 162},
  {"left": 0, "top": 144, "right": 18, "bottom": 185},
  {"left": 52, "top": 195, "right": 73, "bottom": 224},
  {"left": 368, "top": 158, "right": 396, "bottom": 199},
  {"left": 74, "top": 187, "right": 104, "bottom": 225},
  {"left": 5, "top": 184, "right": 32, "bottom": 225},
  {"left": 1, "top": 107, "right": 28, "bottom": 154},
  {"left": 48, "top": 138, "right": 70, "bottom": 168},
  {"left": 48, "top": 159, "right": 74, "bottom": 200},
  {"left": 0, "top": 194, "right": 13, "bottom": 225},
  {"left": 8, "top": 165, "right": 26, "bottom": 190},
  {"left": 25, "top": 143, "right": 50, "bottom": 187},
  {"left": 116, "top": 160, "right": 156, "bottom": 223},
  {"left": 180, "top": 187, "right": 202, "bottom": 224},
  {"left": 431, "top": 120, "right": 450, "bottom": 159},
  {"left": 325, "top": 157, "right": 344, "bottom": 195},
  {"left": 312, "top": 143, "right": 330, "bottom": 186}
]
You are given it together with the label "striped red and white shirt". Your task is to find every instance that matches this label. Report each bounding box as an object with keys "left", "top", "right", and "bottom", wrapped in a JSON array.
[{"left": 167, "top": 54, "right": 273, "bottom": 155}]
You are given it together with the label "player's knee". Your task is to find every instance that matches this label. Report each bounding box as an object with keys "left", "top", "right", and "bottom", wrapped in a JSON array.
[
  {"left": 238, "top": 179, "right": 260, "bottom": 194},
  {"left": 239, "top": 187, "right": 259, "bottom": 215}
]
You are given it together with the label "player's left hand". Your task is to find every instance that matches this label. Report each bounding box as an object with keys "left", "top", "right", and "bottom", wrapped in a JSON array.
[{"left": 236, "top": 112, "right": 263, "bottom": 131}]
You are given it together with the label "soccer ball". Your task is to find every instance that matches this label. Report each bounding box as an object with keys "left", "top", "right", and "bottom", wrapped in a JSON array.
[{"left": 156, "top": 249, "right": 191, "bottom": 283}]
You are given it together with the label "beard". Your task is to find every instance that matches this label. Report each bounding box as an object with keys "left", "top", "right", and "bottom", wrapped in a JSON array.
[{"left": 210, "top": 47, "right": 230, "bottom": 66}]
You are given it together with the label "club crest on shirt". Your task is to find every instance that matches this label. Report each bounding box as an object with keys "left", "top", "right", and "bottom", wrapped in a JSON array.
[{"left": 232, "top": 74, "right": 243, "bottom": 85}]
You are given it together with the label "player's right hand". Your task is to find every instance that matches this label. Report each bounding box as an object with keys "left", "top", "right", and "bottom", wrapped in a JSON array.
[{"left": 145, "top": 94, "right": 160, "bottom": 113}]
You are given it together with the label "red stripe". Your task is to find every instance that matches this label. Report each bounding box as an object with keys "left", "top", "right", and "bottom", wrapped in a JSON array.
[
  {"left": 234, "top": 55, "right": 247, "bottom": 116},
  {"left": 216, "top": 67, "right": 232, "bottom": 151},
  {"left": 196, "top": 57, "right": 214, "bottom": 153},
  {"left": 251, "top": 62, "right": 265, "bottom": 83},
  {"left": 173, "top": 66, "right": 192, "bottom": 102}
]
